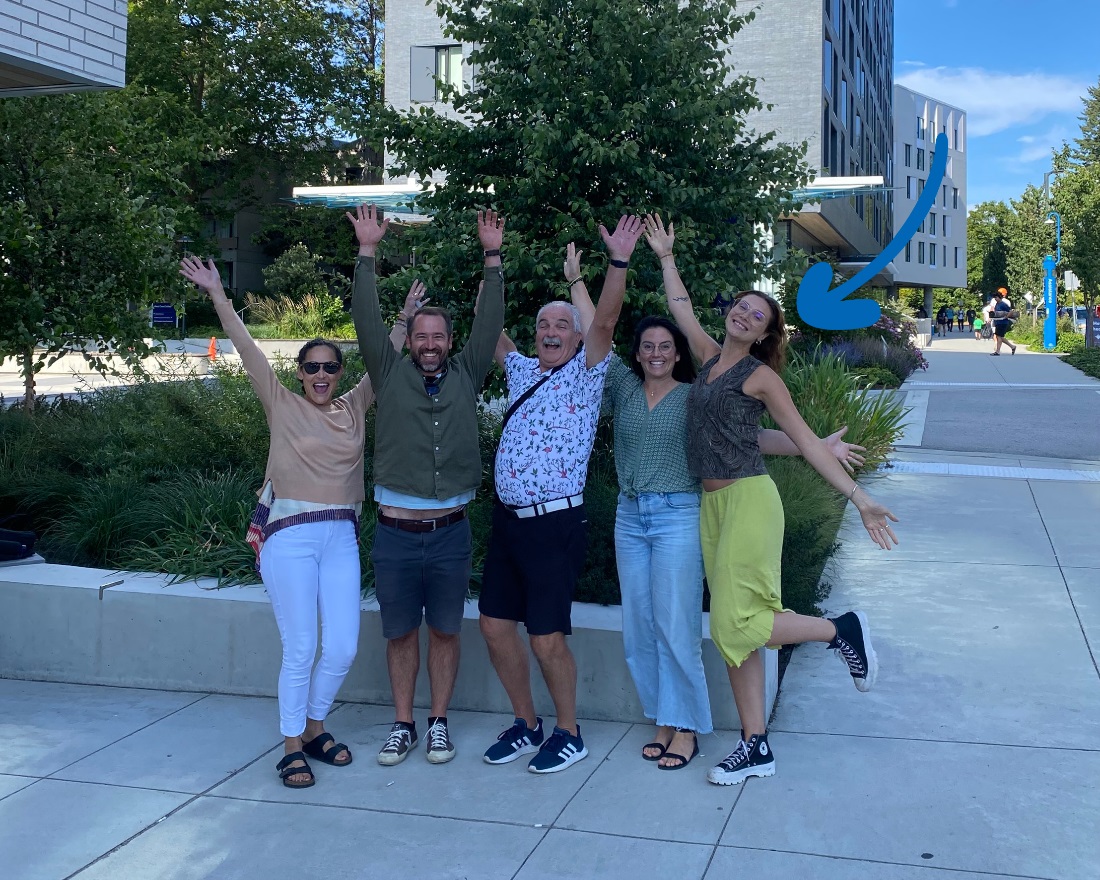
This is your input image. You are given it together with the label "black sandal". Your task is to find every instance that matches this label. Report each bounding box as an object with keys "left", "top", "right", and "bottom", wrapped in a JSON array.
[
  {"left": 302, "top": 732, "right": 353, "bottom": 766},
  {"left": 658, "top": 731, "right": 699, "bottom": 771},
  {"left": 276, "top": 751, "right": 315, "bottom": 788},
  {"left": 642, "top": 741, "right": 668, "bottom": 761}
]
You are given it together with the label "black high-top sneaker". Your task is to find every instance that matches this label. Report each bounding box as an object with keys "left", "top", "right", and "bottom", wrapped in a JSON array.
[
  {"left": 828, "top": 610, "right": 878, "bottom": 692},
  {"left": 707, "top": 733, "right": 775, "bottom": 786}
]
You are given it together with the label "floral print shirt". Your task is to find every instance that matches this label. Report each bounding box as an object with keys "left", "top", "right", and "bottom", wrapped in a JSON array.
[{"left": 494, "top": 350, "right": 612, "bottom": 506}]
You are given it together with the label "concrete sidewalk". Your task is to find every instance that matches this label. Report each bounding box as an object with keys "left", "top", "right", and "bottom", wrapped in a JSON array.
[{"left": 3, "top": 348, "right": 1099, "bottom": 879}]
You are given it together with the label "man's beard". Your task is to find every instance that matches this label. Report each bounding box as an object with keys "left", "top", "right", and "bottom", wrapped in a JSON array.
[{"left": 411, "top": 349, "right": 447, "bottom": 374}]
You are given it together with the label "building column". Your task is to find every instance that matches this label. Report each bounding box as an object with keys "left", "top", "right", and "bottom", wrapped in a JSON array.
[{"left": 923, "top": 285, "right": 934, "bottom": 318}]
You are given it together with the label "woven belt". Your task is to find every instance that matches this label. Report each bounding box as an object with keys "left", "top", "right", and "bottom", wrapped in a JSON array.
[
  {"left": 508, "top": 493, "right": 585, "bottom": 519},
  {"left": 377, "top": 507, "right": 467, "bottom": 533}
]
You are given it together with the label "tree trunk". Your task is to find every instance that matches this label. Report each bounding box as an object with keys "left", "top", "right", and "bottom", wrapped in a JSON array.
[{"left": 21, "top": 346, "right": 35, "bottom": 413}]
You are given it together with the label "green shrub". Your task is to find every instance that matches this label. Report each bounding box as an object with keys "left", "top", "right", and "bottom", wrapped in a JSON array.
[
  {"left": 1064, "top": 347, "right": 1100, "bottom": 379},
  {"left": 244, "top": 292, "right": 356, "bottom": 339},
  {"left": 1009, "top": 313, "right": 1084, "bottom": 353},
  {"left": 851, "top": 365, "right": 902, "bottom": 389}
]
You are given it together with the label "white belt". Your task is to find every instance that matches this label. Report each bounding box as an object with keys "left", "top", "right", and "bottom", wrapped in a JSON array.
[{"left": 510, "top": 493, "right": 585, "bottom": 519}]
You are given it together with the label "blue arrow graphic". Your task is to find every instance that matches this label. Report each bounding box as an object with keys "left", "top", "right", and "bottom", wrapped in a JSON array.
[{"left": 796, "top": 132, "right": 949, "bottom": 331}]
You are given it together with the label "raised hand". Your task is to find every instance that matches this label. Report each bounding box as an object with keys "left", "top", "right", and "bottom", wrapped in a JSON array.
[
  {"left": 564, "top": 242, "right": 583, "bottom": 282},
  {"left": 345, "top": 204, "right": 390, "bottom": 251},
  {"left": 478, "top": 209, "right": 505, "bottom": 251},
  {"left": 856, "top": 494, "right": 899, "bottom": 550},
  {"left": 179, "top": 256, "right": 224, "bottom": 297},
  {"left": 643, "top": 213, "right": 675, "bottom": 258},
  {"left": 402, "top": 280, "right": 429, "bottom": 320},
  {"left": 824, "top": 427, "right": 867, "bottom": 474},
  {"left": 599, "top": 214, "right": 644, "bottom": 263}
]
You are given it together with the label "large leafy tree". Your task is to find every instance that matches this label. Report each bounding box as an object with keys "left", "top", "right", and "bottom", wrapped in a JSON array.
[
  {"left": 372, "top": 0, "right": 808, "bottom": 351},
  {"left": 128, "top": 0, "right": 385, "bottom": 216},
  {"left": 966, "top": 200, "right": 1010, "bottom": 301},
  {"left": 1053, "top": 79, "right": 1100, "bottom": 346},
  {"left": 0, "top": 93, "right": 189, "bottom": 410},
  {"left": 1003, "top": 185, "right": 1051, "bottom": 305}
]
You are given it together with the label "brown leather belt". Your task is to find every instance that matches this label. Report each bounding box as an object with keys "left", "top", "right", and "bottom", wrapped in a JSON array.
[{"left": 377, "top": 507, "right": 467, "bottom": 533}]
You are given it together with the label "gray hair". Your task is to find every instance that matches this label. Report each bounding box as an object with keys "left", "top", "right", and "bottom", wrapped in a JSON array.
[{"left": 536, "top": 300, "right": 582, "bottom": 333}]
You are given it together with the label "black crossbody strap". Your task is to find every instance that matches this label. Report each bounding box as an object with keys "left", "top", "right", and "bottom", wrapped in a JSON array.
[{"left": 499, "top": 352, "right": 577, "bottom": 433}]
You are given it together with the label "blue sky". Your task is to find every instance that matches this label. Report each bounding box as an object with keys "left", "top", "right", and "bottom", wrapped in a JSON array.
[{"left": 894, "top": 0, "right": 1099, "bottom": 209}]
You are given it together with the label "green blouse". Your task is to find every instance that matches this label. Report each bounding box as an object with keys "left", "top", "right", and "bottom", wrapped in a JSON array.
[{"left": 603, "top": 355, "right": 699, "bottom": 498}]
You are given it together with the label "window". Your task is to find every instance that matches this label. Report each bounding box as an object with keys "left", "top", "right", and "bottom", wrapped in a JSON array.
[
  {"left": 944, "top": 216, "right": 952, "bottom": 237},
  {"left": 929, "top": 212, "right": 937, "bottom": 237},
  {"left": 410, "top": 45, "right": 463, "bottom": 103},
  {"left": 930, "top": 244, "right": 937, "bottom": 266},
  {"left": 917, "top": 177, "right": 925, "bottom": 196},
  {"left": 840, "top": 80, "right": 847, "bottom": 126},
  {"left": 917, "top": 116, "right": 926, "bottom": 140},
  {"left": 824, "top": 41, "right": 833, "bottom": 94},
  {"left": 831, "top": 0, "right": 840, "bottom": 26},
  {"left": 918, "top": 241, "right": 925, "bottom": 264},
  {"left": 918, "top": 217, "right": 925, "bottom": 234},
  {"left": 916, "top": 148, "right": 925, "bottom": 170},
  {"left": 954, "top": 247, "right": 960, "bottom": 269},
  {"left": 953, "top": 127, "right": 959, "bottom": 150},
  {"left": 952, "top": 187, "right": 959, "bottom": 209},
  {"left": 905, "top": 241, "right": 912, "bottom": 262},
  {"left": 942, "top": 184, "right": 947, "bottom": 207},
  {"left": 904, "top": 144, "right": 911, "bottom": 167}
]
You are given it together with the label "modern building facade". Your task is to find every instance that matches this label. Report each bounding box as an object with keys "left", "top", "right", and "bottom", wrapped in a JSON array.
[
  {"left": 1, "top": 0, "right": 126, "bottom": 97},
  {"left": 891, "top": 84, "right": 967, "bottom": 293},
  {"left": 731, "top": 0, "right": 894, "bottom": 265}
]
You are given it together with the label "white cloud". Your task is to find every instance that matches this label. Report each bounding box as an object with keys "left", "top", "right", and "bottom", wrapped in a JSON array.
[{"left": 895, "top": 66, "right": 1088, "bottom": 137}]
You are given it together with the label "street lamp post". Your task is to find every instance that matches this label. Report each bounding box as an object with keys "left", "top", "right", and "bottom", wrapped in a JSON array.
[{"left": 1042, "top": 211, "right": 1061, "bottom": 351}]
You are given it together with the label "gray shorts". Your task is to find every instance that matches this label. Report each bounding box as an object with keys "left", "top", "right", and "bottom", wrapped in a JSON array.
[{"left": 371, "top": 517, "right": 472, "bottom": 639}]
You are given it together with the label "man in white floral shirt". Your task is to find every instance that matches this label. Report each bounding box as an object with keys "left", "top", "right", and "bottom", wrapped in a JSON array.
[{"left": 479, "top": 215, "right": 644, "bottom": 774}]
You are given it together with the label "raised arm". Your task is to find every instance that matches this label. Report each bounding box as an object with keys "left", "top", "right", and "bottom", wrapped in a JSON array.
[
  {"left": 747, "top": 367, "right": 898, "bottom": 550},
  {"left": 462, "top": 210, "right": 507, "bottom": 381},
  {"left": 644, "top": 213, "right": 721, "bottom": 364},
  {"left": 586, "top": 214, "right": 644, "bottom": 368},
  {"left": 758, "top": 426, "right": 866, "bottom": 473},
  {"left": 474, "top": 280, "right": 516, "bottom": 368},
  {"left": 346, "top": 204, "right": 398, "bottom": 383},
  {"left": 179, "top": 257, "right": 280, "bottom": 408},
  {"left": 565, "top": 243, "right": 595, "bottom": 335}
]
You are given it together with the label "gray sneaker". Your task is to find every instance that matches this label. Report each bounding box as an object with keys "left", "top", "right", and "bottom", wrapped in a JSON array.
[
  {"left": 377, "top": 722, "right": 417, "bottom": 766},
  {"left": 425, "top": 716, "right": 456, "bottom": 764}
]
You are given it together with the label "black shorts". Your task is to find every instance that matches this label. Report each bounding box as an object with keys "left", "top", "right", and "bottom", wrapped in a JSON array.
[
  {"left": 478, "top": 502, "right": 587, "bottom": 636},
  {"left": 994, "top": 323, "right": 1009, "bottom": 338},
  {"left": 371, "top": 517, "right": 472, "bottom": 639}
]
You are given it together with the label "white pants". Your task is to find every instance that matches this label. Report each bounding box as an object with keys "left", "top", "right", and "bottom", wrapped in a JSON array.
[{"left": 259, "top": 520, "right": 361, "bottom": 737}]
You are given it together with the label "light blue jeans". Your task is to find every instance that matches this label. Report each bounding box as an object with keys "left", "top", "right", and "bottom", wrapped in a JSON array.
[{"left": 615, "top": 492, "right": 713, "bottom": 734}]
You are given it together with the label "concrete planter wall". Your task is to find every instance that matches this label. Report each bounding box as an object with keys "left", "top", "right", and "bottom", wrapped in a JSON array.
[{"left": 0, "top": 563, "right": 775, "bottom": 729}]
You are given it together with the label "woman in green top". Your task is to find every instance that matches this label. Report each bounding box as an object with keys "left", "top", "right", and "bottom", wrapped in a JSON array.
[{"left": 567, "top": 245, "right": 864, "bottom": 770}]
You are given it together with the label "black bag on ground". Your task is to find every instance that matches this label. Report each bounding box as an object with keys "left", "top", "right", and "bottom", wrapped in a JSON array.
[{"left": 0, "top": 528, "right": 36, "bottom": 561}]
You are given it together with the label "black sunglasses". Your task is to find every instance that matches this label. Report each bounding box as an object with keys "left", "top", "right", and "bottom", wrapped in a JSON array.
[{"left": 301, "top": 362, "right": 341, "bottom": 375}]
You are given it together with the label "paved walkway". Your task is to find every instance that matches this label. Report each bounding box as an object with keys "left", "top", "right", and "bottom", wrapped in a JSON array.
[{"left": 2, "top": 348, "right": 1099, "bottom": 879}]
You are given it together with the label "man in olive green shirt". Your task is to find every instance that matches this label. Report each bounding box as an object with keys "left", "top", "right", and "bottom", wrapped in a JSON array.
[{"left": 347, "top": 205, "right": 505, "bottom": 766}]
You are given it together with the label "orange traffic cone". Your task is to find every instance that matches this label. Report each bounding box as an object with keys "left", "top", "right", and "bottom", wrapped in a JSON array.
[{"left": 208, "top": 337, "right": 217, "bottom": 361}]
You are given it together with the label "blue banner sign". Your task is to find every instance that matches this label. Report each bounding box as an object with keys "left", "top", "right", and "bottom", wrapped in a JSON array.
[
  {"left": 151, "top": 303, "right": 177, "bottom": 326},
  {"left": 1042, "top": 256, "right": 1057, "bottom": 350}
]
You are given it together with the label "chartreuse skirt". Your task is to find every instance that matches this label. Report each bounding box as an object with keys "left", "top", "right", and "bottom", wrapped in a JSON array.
[{"left": 700, "top": 475, "right": 788, "bottom": 667}]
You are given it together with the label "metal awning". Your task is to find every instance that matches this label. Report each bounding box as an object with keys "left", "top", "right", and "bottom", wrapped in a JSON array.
[
  {"left": 790, "top": 176, "right": 891, "bottom": 202},
  {"left": 288, "top": 184, "right": 433, "bottom": 222}
]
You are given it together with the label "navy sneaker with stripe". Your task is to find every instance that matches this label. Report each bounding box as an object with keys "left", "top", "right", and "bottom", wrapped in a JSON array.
[
  {"left": 484, "top": 717, "right": 544, "bottom": 764},
  {"left": 527, "top": 725, "right": 588, "bottom": 774}
]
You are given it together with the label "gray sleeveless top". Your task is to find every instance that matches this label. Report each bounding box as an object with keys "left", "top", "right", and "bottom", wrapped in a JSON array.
[{"left": 686, "top": 354, "right": 767, "bottom": 480}]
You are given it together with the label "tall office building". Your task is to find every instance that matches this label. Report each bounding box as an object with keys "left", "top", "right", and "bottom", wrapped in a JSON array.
[
  {"left": 891, "top": 85, "right": 967, "bottom": 293},
  {"left": 731, "top": 0, "right": 894, "bottom": 264},
  {"left": 383, "top": 0, "right": 894, "bottom": 271}
]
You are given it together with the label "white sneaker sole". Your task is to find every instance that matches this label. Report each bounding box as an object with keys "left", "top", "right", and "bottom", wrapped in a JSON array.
[
  {"left": 706, "top": 762, "right": 776, "bottom": 786},
  {"left": 527, "top": 745, "right": 588, "bottom": 774},
  {"left": 483, "top": 742, "right": 540, "bottom": 765},
  {"left": 853, "top": 610, "right": 878, "bottom": 693},
  {"left": 377, "top": 737, "right": 418, "bottom": 766},
  {"left": 427, "top": 747, "right": 456, "bottom": 764}
]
